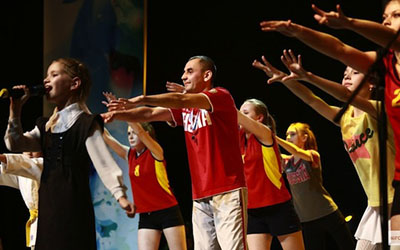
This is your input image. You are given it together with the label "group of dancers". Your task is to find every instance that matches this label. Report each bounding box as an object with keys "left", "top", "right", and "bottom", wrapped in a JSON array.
[{"left": 2, "top": 1, "right": 400, "bottom": 250}]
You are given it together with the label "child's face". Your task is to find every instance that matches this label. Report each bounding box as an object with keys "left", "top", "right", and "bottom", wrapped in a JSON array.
[
  {"left": 239, "top": 102, "right": 263, "bottom": 132},
  {"left": 341, "top": 67, "right": 364, "bottom": 92},
  {"left": 240, "top": 102, "right": 259, "bottom": 121},
  {"left": 43, "top": 61, "right": 74, "bottom": 105},
  {"left": 383, "top": 1, "right": 400, "bottom": 31},
  {"left": 286, "top": 126, "right": 303, "bottom": 148},
  {"left": 127, "top": 127, "right": 141, "bottom": 148},
  {"left": 240, "top": 102, "right": 265, "bottom": 122}
]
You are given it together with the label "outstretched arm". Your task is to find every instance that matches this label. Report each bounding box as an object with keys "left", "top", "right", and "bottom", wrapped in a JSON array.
[
  {"left": 0, "top": 153, "right": 43, "bottom": 181},
  {"left": 101, "top": 106, "right": 173, "bottom": 124},
  {"left": 103, "top": 128, "right": 129, "bottom": 160},
  {"left": 281, "top": 49, "right": 378, "bottom": 118},
  {"left": 252, "top": 56, "right": 286, "bottom": 84},
  {"left": 253, "top": 55, "right": 341, "bottom": 125},
  {"left": 0, "top": 168, "right": 19, "bottom": 189},
  {"left": 312, "top": 4, "right": 400, "bottom": 51},
  {"left": 276, "top": 136, "right": 316, "bottom": 162},
  {"left": 283, "top": 81, "right": 341, "bottom": 125},
  {"left": 237, "top": 110, "right": 274, "bottom": 145},
  {"left": 259, "top": 19, "right": 376, "bottom": 74},
  {"left": 276, "top": 136, "right": 320, "bottom": 168},
  {"left": 106, "top": 92, "right": 211, "bottom": 112},
  {"left": 129, "top": 123, "right": 164, "bottom": 160}
]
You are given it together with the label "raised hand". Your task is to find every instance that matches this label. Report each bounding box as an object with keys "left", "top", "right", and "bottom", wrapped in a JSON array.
[
  {"left": 100, "top": 111, "right": 117, "bottom": 123},
  {"left": 166, "top": 81, "right": 185, "bottom": 93},
  {"left": 9, "top": 85, "right": 30, "bottom": 119},
  {"left": 102, "top": 91, "right": 141, "bottom": 112},
  {"left": 102, "top": 91, "right": 117, "bottom": 102},
  {"left": 259, "top": 20, "right": 300, "bottom": 37},
  {"left": 104, "top": 97, "right": 140, "bottom": 112},
  {"left": 101, "top": 91, "right": 117, "bottom": 107},
  {"left": 11, "top": 85, "right": 30, "bottom": 104},
  {"left": 312, "top": 4, "right": 350, "bottom": 29},
  {"left": 280, "top": 49, "right": 308, "bottom": 82},
  {"left": 252, "top": 56, "right": 286, "bottom": 84}
]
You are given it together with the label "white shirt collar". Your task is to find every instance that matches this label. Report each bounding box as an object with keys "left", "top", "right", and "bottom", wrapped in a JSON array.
[{"left": 52, "top": 103, "right": 84, "bottom": 133}]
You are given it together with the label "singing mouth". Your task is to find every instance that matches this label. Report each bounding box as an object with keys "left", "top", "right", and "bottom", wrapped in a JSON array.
[{"left": 44, "top": 85, "right": 52, "bottom": 93}]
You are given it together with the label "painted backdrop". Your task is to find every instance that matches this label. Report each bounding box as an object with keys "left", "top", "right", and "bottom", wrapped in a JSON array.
[{"left": 44, "top": 0, "right": 144, "bottom": 249}]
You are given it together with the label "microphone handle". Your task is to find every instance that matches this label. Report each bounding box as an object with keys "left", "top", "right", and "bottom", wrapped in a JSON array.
[{"left": 0, "top": 85, "right": 45, "bottom": 99}]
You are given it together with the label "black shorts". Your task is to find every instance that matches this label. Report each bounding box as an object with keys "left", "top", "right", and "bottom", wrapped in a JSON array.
[
  {"left": 138, "top": 205, "right": 185, "bottom": 230},
  {"left": 247, "top": 200, "right": 301, "bottom": 236}
]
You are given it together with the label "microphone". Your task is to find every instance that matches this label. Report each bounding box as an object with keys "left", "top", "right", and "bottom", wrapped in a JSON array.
[{"left": 0, "top": 85, "right": 46, "bottom": 99}]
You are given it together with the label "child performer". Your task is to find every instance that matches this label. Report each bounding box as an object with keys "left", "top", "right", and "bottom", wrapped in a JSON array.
[
  {"left": 277, "top": 122, "right": 354, "bottom": 250},
  {"left": 259, "top": 1, "right": 400, "bottom": 234},
  {"left": 0, "top": 152, "right": 42, "bottom": 249},
  {"left": 237, "top": 98, "right": 304, "bottom": 250},
  {"left": 253, "top": 51, "right": 396, "bottom": 249},
  {"left": 103, "top": 92, "right": 187, "bottom": 250},
  {"left": 4, "top": 58, "right": 134, "bottom": 250}
]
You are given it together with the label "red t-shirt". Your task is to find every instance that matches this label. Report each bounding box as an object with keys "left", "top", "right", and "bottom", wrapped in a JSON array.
[
  {"left": 383, "top": 50, "right": 400, "bottom": 182},
  {"left": 128, "top": 148, "right": 178, "bottom": 213},
  {"left": 239, "top": 130, "right": 291, "bottom": 208},
  {"left": 169, "top": 87, "right": 246, "bottom": 199}
]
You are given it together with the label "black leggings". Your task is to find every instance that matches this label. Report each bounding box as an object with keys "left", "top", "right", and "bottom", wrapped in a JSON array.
[{"left": 301, "top": 210, "right": 355, "bottom": 250}]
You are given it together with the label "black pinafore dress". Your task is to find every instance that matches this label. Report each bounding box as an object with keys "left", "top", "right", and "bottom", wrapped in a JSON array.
[{"left": 35, "top": 113, "right": 103, "bottom": 250}]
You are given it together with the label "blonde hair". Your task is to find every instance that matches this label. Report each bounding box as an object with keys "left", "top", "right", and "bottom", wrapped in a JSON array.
[
  {"left": 288, "top": 122, "right": 318, "bottom": 150},
  {"left": 128, "top": 122, "right": 156, "bottom": 140},
  {"left": 45, "top": 58, "right": 92, "bottom": 132},
  {"left": 244, "top": 99, "right": 276, "bottom": 133},
  {"left": 54, "top": 58, "right": 92, "bottom": 104}
]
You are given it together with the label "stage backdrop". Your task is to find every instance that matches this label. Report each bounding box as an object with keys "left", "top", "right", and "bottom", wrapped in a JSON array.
[{"left": 44, "top": 0, "right": 144, "bottom": 249}]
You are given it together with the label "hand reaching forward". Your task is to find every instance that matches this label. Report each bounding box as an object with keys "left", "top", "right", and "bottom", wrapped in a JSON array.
[
  {"left": 102, "top": 91, "right": 119, "bottom": 111},
  {"left": 104, "top": 96, "right": 143, "bottom": 112},
  {"left": 252, "top": 56, "right": 286, "bottom": 84},
  {"left": 102, "top": 91, "right": 117, "bottom": 103},
  {"left": 312, "top": 4, "right": 351, "bottom": 29},
  {"left": 280, "top": 49, "right": 309, "bottom": 82},
  {"left": 259, "top": 20, "right": 300, "bottom": 37},
  {"left": 100, "top": 111, "right": 117, "bottom": 124},
  {"left": 102, "top": 91, "right": 144, "bottom": 112},
  {"left": 102, "top": 91, "right": 127, "bottom": 111},
  {"left": 166, "top": 81, "right": 185, "bottom": 93}
]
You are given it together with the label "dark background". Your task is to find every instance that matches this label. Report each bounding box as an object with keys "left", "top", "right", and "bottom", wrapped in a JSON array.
[{"left": 0, "top": 0, "right": 385, "bottom": 249}]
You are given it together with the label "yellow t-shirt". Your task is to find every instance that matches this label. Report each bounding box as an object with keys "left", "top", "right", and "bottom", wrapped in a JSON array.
[{"left": 340, "top": 101, "right": 395, "bottom": 206}]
